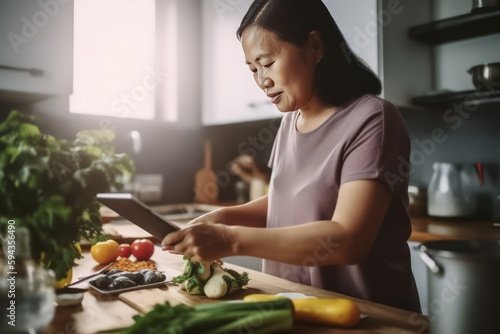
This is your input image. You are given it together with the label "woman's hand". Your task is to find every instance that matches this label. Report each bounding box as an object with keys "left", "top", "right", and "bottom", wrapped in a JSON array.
[
  {"left": 161, "top": 222, "right": 236, "bottom": 263},
  {"left": 230, "top": 154, "right": 271, "bottom": 183},
  {"left": 187, "top": 207, "right": 226, "bottom": 226}
]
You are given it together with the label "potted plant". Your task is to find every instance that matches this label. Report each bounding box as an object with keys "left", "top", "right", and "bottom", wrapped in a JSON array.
[{"left": 0, "top": 110, "right": 135, "bottom": 280}]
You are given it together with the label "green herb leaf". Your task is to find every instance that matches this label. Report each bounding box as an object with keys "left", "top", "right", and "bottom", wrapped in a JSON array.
[{"left": 0, "top": 110, "right": 135, "bottom": 279}]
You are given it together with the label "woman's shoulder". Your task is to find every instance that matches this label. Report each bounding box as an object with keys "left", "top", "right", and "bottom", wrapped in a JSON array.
[
  {"left": 344, "top": 94, "right": 400, "bottom": 119},
  {"left": 350, "top": 94, "right": 396, "bottom": 110}
]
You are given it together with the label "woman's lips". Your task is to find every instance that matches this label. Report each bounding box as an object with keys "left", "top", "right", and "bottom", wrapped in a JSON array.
[{"left": 267, "top": 92, "right": 282, "bottom": 104}]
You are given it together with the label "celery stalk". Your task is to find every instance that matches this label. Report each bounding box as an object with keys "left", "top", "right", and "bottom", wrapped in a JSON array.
[
  {"left": 204, "top": 309, "right": 293, "bottom": 334},
  {"left": 194, "top": 299, "right": 292, "bottom": 313},
  {"left": 123, "top": 300, "right": 294, "bottom": 334}
]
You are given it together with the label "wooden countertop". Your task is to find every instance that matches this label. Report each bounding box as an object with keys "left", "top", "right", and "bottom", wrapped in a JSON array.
[
  {"left": 48, "top": 247, "right": 429, "bottom": 334},
  {"left": 100, "top": 201, "right": 500, "bottom": 244},
  {"left": 409, "top": 216, "right": 500, "bottom": 242}
]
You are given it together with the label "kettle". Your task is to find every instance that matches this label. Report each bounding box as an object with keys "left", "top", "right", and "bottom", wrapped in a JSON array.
[{"left": 427, "top": 162, "right": 483, "bottom": 218}]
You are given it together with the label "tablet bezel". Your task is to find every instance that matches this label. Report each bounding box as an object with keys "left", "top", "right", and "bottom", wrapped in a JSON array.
[{"left": 96, "top": 193, "right": 179, "bottom": 241}]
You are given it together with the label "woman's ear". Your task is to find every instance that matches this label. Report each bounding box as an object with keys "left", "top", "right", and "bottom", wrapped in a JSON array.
[{"left": 309, "top": 31, "right": 324, "bottom": 63}]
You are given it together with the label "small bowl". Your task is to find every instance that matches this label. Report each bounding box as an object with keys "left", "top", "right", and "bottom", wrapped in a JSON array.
[{"left": 468, "top": 62, "right": 500, "bottom": 92}]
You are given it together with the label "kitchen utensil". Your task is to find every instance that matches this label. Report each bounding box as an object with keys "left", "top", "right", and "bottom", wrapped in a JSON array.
[
  {"left": 88, "top": 278, "right": 168, "bottom": 295},
  {"left": 467, "top": 62, "right": 500, "bottom": 91},
  {"left": 427, "top": 162, "right": 482, "bottom": 218},
  {"left": 417, "top": 240, "right": 500, "bottom": 334},
  {"left": 194, "top": 141, "right": 218, "bottom": 204},
  {"left": 66, "top": 262, "right": 114, "bottom": 287},
  {"left": 471, "top": 0, "right": 500, "bottom": 13}
]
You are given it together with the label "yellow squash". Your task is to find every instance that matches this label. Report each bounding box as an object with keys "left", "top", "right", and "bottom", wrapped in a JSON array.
[
  {"left": 243, "top": 294, "right": 287, "bottom": 302},
  {"left": 292, "top": 297, "right": 360, "bottom": 327}
]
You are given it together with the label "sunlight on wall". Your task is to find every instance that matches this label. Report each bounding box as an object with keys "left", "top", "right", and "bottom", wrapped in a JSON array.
[{"left": 70, "top": 0, "right": 175, "bottom": 121}]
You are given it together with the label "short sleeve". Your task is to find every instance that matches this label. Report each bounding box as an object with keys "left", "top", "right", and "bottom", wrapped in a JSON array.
[{"left": 340, "top": 99, "right": 410, "bottom": 194}]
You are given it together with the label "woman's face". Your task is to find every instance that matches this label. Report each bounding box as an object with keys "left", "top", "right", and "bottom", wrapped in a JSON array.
[{"left": 241, "top": 26, "right": 321, "bottom": 113}]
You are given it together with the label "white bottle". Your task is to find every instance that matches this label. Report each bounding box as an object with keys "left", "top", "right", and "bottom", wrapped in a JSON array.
[{"left": 249, "top": 179, "right": 267, "bottom": 201}]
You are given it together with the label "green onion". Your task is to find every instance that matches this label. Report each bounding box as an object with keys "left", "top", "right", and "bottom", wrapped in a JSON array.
[{"left": 121, "top": 299, "right": 294, "bottom": 334}]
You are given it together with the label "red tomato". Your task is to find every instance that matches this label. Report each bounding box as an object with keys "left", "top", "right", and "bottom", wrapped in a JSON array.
[
  {"left": 131, "top": 239, "right": 155, "bottom": 260},
  {"left": 119, "top": 243, "right": 132, "bottom": 258}
]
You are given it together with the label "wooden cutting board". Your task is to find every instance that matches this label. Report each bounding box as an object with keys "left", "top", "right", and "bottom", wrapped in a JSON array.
[
  {"left": 119, "top": 288, "right": 173, "bottom": 313},
  {"left": 119, "top": 287, "right": 210, "bottom": 313},
  {"left": 194, "top": 140, "right": 218, "bottom": 204}
]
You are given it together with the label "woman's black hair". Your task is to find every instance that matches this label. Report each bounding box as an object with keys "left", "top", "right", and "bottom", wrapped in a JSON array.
[{"left": 237, "top": 0, "right": 382, "bottom": 107}]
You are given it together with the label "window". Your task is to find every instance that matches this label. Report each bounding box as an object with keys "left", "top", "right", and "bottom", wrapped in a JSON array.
[{"left": 70, "top": 0, "right": 177, "bottom": 121}]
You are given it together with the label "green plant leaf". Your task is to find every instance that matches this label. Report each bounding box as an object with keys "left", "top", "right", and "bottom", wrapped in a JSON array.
[{"left": 0, "top": 110, "right": 135, "bottom": 279}]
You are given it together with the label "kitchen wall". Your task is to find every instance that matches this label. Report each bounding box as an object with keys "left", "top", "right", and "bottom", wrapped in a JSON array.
[
  {"left": 0, "top": 0, "right": 204, "bottom": 204},
  {"left": 202, "top": 117, "right": 281, "bottom": 202},
  {"left": 208, "top": 0, "right": 500, "bottom": 219},
  {"left": 1, "top": 0, "right": 499, "bottom": 211}
]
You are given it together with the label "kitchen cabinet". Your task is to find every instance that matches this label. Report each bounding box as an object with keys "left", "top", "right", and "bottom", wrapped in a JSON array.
[
  {"left": 409, "top": 9, "right": 500, "bottom": 108},
  {"left": 201, "top": 0, "right": 408, "bottom": 125},
  {"left": 201, "top": 0, "right": 280, "bottom": 125},
  {"left": 377, "top": 0, "right": 434, "bottom": 107},
  {"left": 0, "top": 0, "right": 73, "bottom": 105},
  {"left": 202, "top": 1, "right": 500, "bottom": 119}
]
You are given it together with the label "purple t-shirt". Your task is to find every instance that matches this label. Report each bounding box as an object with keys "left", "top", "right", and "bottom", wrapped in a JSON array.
[{"left": 266, "top": 94, "right": 421, "bottom": 312}]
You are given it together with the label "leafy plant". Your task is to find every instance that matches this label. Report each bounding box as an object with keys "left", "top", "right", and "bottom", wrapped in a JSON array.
[{"left": 0, "top": 110, "right": 135, "bottom": 279}]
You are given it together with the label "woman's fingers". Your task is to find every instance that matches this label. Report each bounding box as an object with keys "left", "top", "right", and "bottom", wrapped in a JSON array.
[
  {"left": 161, "top": 228, "right": 186, "bottom": 248},
  {"left": 161, "top": 222, "right": 234, "bottom": 262}
]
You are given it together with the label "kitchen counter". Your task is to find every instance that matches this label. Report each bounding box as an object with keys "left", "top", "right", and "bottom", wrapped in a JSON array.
[
  {"left": 48, "top": 247, "right": 429, "bottom": 334},
  {"left": 409, "top": 216, "right": 500, "bottom": 242},
  {"left": 211, "top": 201, "right": 500, "bottom": 243},
  {"left": 101, "top": 202, "right": 500, "bottom": 245}
]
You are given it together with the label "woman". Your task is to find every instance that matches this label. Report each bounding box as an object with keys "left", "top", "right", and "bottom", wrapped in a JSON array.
[{"left": 163, "top": 0, "right": 421, "bottom": 313}]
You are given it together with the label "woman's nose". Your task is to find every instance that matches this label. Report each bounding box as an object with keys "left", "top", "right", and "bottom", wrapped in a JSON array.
[{"left": 257, "top": 74, "right": 272, "bottom": 90}]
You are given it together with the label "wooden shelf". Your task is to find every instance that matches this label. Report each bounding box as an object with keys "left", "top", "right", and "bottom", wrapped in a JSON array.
[
  {"left": 408, "top": 10, "right": 500, "bottom": 45},
  {"left": 412, "top": 89, "right": 500, "bottom": 109}
]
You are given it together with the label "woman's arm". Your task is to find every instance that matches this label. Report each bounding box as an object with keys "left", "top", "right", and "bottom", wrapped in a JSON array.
[
  {"left": 234, "top": 179, "right": 393, "bottom": 265},
  {"left": 191, "top": 195, "right": 268, "bottom": 228},
  {"left": 163, "top": 180, "right": 392, "bottom": 265}
]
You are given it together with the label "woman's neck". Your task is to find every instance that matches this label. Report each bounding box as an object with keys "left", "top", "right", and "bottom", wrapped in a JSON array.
[{"left": 296, "top": 104, "right": 337, "bottom": 133}]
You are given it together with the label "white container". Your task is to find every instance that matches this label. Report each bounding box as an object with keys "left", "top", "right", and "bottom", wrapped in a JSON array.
[
  {"left": 249, "top": 179, "right": 267, "bottom": 201},
  {"left": 427, "top": 162, "right": 479, "bottom": 218}
]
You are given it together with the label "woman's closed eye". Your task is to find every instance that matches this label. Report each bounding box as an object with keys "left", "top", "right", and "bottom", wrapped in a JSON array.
[{"left": 249, "top": 61, "right": 274, "bottom": 73}]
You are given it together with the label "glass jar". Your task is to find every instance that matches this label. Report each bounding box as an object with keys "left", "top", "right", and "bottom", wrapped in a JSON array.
[{"left": 0, "top": 226, "right": 56, "bottom": 334}]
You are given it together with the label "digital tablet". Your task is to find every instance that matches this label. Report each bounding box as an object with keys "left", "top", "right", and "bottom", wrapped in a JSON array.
[{"left": 96, "top": 193, "right": 179, "bottom": 240}]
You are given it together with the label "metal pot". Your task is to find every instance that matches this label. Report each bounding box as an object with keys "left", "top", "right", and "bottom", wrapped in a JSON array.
[
  {"left": 418, "top": 240, "right": 500, "bottom": 334},
  {"left": 468, "top": 62, "right": 500, "bottom": 92},
  {"left": 471, "top": 0, "right": 500, "bottom": 13}
]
